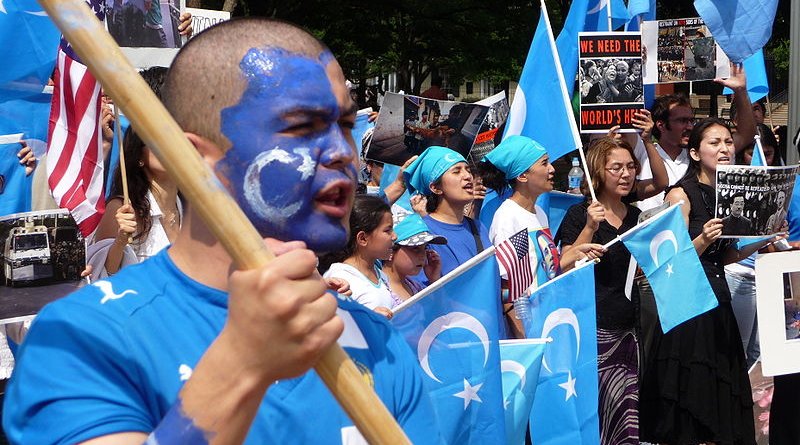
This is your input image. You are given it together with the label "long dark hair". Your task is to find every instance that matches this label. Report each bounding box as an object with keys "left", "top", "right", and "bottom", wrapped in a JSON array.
[
  {"left": 317, "top": 194, "right": 390, "bottom": 273},
  {"left": 677, "top": 117, "right": 730, "bottom": 184},
  {"left": 111, "top": 127, "right": 152, "bottom": 242},
  {"left": 475, "top": 160, "right": 515, "bottom": 195}
]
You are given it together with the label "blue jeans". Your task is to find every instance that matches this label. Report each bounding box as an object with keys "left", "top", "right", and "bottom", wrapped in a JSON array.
[{"left": 726, "top": 271, "right": 759, "bottom": 368}]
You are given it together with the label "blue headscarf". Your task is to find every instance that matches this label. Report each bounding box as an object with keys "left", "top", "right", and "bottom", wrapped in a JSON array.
[
  {"left": 483, "top": 135, "right": 547, "bottom": 180},
  {"left": 403, "top": 146, "right": 466, "bottom": 196}
]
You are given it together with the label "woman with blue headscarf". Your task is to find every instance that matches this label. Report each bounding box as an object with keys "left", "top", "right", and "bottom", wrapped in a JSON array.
[
  {"left": 403, "top": 146, "right": 489, "bottom": 276},
  {"left": 479, "top": 135, "right": 605, "bottom": 338}
]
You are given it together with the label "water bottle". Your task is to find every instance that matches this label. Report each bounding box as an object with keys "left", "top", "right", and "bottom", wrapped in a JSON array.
[
  {"left": 513, "top": 297, "right": 531, "bottom": 324},
  {"left": 568, "top": 157, "right": 584, "bottom": 194}
]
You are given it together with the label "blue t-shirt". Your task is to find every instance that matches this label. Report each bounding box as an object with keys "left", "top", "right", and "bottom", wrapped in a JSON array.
[
  {"left": 788, "top": 175, "right": 800, "bottom": 242},
  {"left": 422, "top": 215, "right": 491, "bottom": 276},
  {"left": 3, "top": 250, "right": 441, "bottom": 444}
]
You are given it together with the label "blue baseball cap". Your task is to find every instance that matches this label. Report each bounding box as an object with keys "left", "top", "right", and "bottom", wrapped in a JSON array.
[
  {"left": 393, "top": 213, "right": 447, "bottom": 246},
  {"left": 483, "top": 135, "right": 547, "bottom": 180},
  {"left": 403, "top": 146, "right": 467, "bottom": 196}
]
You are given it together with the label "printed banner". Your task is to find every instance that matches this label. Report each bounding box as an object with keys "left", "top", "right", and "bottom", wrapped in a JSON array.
[
  {"left": 578, "top": 32, "right": 644, "bottom": 133},
  {"left": 469, "top": 92, "right": 510, "bottom": 163},
  {"left": 641, "top": 17, "right": 731, "bottom": 84},
  {"left": 367, "top": 92, "right": 490, "bottom": 167},
  {"left": 107, "top": 0, "right": 187, "bottom": 68},
  {"left": 715, "top": 165, "right": 798, "bottom": 238}
]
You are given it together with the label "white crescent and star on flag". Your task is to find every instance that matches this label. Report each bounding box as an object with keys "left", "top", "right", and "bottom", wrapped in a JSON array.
[
  {"left": 500, "top": 359, "right": 527, "bottom": 409},
  {"left": 417, "top": 312, "right": 490, "bottom": 409},
  {"left": 540, "top": 308, "right": 580, "bottom": 401},
  {"left": 649, "top": 230, "right": 679, "bottom": 277}
]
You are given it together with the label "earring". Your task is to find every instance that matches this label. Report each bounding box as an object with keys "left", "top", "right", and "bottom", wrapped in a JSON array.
[{"left": 138, "top": 160, "right": 145, "bottom": 167}]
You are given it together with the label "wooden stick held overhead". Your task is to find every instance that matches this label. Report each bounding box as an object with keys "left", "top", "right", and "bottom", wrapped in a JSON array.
[
  {"left": 113, "top": 105, "right": 130, "bottom": 206},
  {"left": 38, "top": 1, "right": 410, "bottom": 443}
]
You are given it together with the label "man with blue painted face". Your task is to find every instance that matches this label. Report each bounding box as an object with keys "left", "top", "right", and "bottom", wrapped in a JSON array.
[{"left": 3, "top": 18, "right": 441, "bottom": 445}]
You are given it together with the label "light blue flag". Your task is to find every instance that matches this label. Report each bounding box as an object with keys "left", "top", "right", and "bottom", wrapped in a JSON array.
[
  {"left": 622, "top": 204, "right": 718, "bottom": 332},
  {"left": 521, "top": 263, "right": 600, "bottom": 445},
  {"left": 0, "top": 137, "right": 32, "bottom": 216},
  {"left": 392, "top": 251, "right": 506, "bottom": 444},
  {"left": 504, "top": 4, "right": 582, "bottom": 163},
  {"left": 0, "top": 91, "right": 52, "bottom": 215},
  {"left": 0, "top": 0, "right": 60, "bottom": 100},
  {"left": 500, "top": 339, "right": 547, "bottom": 445},
  {"left": 624, "top": 0, "right": 656, "bottom": 108},
  {"left": 535, "top": 191, "right": 585, "bottom": 237},
  {"left": 722, "top": 50, "right": 769, "bottom": 103},
  {"left": 583, "top": 0, "right": 631, "bottom": 32},
  {"left": 694, "top": 0, "right": 779, "bottom": 63}
]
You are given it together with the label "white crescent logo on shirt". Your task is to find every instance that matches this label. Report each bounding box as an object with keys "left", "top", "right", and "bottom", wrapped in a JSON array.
[{"left": 94, "top": 281, "right": 138, "bottom": 304}]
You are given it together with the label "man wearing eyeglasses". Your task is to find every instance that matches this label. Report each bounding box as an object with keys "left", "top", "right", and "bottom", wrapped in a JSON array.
[{"left": 634, "top": 63, "right": 756, "bottom": 213}]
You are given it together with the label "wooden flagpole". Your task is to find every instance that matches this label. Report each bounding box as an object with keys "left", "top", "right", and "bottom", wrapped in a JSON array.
[{"left": 38, "top": 1, "right": 410, "bottom": 443}]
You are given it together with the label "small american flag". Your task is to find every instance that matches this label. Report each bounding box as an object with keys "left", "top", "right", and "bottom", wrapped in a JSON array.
[
  {"left": 495, "top": 229, "right": 534, "bottom": 302},
  {"left": 46, "top": 0, "right": 106, "bottom": 237}
]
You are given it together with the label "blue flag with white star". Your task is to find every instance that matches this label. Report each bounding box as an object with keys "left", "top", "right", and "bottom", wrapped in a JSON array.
[
  {"left": 622, "top": 203, "right": 718, "bottom": 332},
  {"left": 499, "top": 339, "right": 547, "bottom": 445},
  {"left": 520, "top": 262, "right": 599, "bottom": 445},
  {"left": 392, "top": 250, "right": 506, "bottom": 444}
]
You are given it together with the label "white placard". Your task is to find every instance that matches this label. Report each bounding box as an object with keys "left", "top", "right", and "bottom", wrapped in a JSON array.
[
  {"left": 755, "top": 250, "right": 800, "bottom": 376},
  {"left": 185, "top": 7, "right": 231, "bottom": 37}
]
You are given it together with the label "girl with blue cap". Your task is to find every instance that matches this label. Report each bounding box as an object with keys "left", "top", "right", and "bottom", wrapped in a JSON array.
[
  {"left": 479, "top": 135, "right": 605, "bottom": 338},
  {"left": 403, "top": 146, "right": 490, "bottom": 276}
]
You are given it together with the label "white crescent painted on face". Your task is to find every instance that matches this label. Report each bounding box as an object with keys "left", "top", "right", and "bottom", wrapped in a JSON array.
[
  {"left": 244, "top": 148, "right": 314, "bottom": 225},
  {"left": 587, "top": 0, "right": 609, "bottom": 15},
  {"left": 540, "top": 308, "right": 580, "bottom": 374},
  {"left": 501, "top": 359, "right": 527, "bottom": 391},
  {"left": 649, "top": 230, "right": 678, "bottom": 268},
  {"left": 418, "top": 312, "right": 490, "bottom": 383}
]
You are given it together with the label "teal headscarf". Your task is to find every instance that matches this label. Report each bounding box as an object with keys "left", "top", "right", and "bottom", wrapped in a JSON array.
[
  {"left": 483, "top": 135, "right": 547, "bottom": 180},
  {"left": 403, "top": 146, "right": 467, "bottom": 196}
]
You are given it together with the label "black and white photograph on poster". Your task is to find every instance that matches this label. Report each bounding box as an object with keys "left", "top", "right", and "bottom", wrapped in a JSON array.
[
  {"left": 640, "top": 17, "right": 731, "bottom": 85},
  {"left": 0, "top": 209, "right": 85, "bottom": 289},
  {"left": 106, "top": 0, "right": 186, "bottom": 68},
  {"left": 715, "top": 165, "right": 798, "bottom": 238},
  {"left": 366, "top": 92, "right": 490, "bottom": 167},
  {"left": 578, "top": 32, "right": 644, "bottom": 133},
  {"left": 468, "top": 92, "right": 510, "bottom": 163}
]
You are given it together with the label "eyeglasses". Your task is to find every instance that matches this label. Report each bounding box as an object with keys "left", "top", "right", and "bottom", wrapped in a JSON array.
[
  {"left": 669, "top": 117, "right": 697, "bottom": 126},
  {"left": 605, "top": 164, "right": 637, "bottom": 176}
]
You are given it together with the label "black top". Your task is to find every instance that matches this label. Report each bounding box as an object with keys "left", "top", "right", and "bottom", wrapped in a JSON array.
[
  {"left": 668, "top": 175, "right": 734, "bottom": 303},
  {"left": 556, "top": 201, "right": 641, "bottom": 329}
]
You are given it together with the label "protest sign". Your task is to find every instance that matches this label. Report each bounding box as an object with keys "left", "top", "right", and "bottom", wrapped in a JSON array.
[
  {"left": 185, "top": 7, "right": 230, "bottom": 36},
  {"left": 578, "top": 32, "right": 644, "bottom": 133},
  {"left": 367, "top": 92, "right": 490, "bottom": 166},
  {"left": 715, "top": 165, "right": 798, "bottom": 238},
  {"left": 469, "top": 92, "right": 509, "bottom": 162},
  {"left": 0, "top": 209, "right": 85, "bottom": 290},
  {"left": 755, "top": 251, "right": 800, "bottom": 377},
  {"left": 641, "top": 17, "right": 731, "bottom": 84},
  {"left": 107, "top": 0, "right": 186, "bottom": 68}
]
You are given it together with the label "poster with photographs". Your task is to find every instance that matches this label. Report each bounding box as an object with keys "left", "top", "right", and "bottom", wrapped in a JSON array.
[
  {"left": 756, "top": 251, "right": 800, "bottom": 376},
  {"left": 0, "top": 209, "right": 85, "bottom": 289},
  {"left": 468, "top": 92, "right": 510, "bottom": 163},
  {"left": 578, "top": 32, "right": 644, "bottom": 133},
  {"left": 641, "top": 17, "right": 731, "bottom": 84},
  {"left": 715, "top": 165, "right": 798, "bottom": 238},
  {"left": 106, "top": 0, "right": 186, "bottom": 68},
  {"left": 366, "top": 92, "right": 490, "bottom": 166}
]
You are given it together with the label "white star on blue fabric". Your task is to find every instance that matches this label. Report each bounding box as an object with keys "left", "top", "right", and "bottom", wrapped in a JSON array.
[
  {"left": 665, "top": 263, "right": 674, "bottom": 277},
  {"left": 453, "top": 379, "right": 483, "bottom": 409},
  {"left": 558, "top": 371, "right": 577, "bottom": 400}
]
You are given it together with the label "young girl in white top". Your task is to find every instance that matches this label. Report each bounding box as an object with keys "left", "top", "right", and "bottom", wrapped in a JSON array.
[{"left": 322, "top": 194, "right": 396, "bottom": 318}]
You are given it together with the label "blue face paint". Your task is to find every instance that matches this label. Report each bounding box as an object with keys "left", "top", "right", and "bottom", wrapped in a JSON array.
[{"left": 218, "top": 47, "right": 356, "bottom": 252}]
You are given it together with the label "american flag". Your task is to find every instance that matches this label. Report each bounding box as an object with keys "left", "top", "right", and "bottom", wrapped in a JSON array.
[
  {"left": 495, "top": 229, "right": 534, "bottom": 302},
  {"left": 46, "top": 0, "right": 106, "bottom": 237}
]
